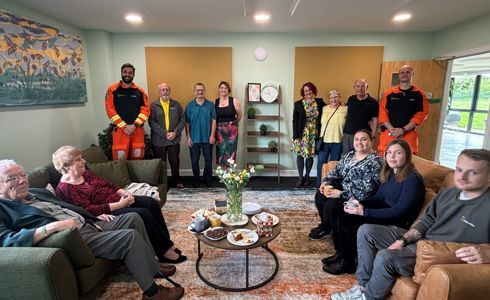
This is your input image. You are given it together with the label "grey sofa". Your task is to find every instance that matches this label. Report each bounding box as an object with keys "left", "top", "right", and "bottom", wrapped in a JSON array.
[{"left": 0, "top": 145, "right": 167, "bottom": 300}]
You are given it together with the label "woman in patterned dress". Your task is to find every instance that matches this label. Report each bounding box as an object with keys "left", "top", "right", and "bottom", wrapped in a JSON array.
[
  {"left": 215, "top": 81, "right": 242, "bottom": 167},
  {"left": 291, "top": 82, "right": 326, "bottom": 187}
]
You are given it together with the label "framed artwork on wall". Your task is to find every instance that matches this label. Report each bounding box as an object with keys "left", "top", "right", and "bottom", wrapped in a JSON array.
[
  {"left": 247, "top": 83, "right": 261, "bottom": 102},
  {"left": 0, "top": 9, "right": 87, "bottom": 107}
]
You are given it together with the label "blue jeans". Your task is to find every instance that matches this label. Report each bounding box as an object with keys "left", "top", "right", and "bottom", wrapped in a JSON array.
[
  {"left": 190, "top": 143, "right": 213, "bottom": 181},
  {"left": 316, "top": 142, "right": 342, "bottom": 185}
]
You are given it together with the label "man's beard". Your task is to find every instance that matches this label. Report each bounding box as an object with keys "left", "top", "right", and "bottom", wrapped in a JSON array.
[{"left": 122, "top": 76, "right": 133, "bottom": 84}]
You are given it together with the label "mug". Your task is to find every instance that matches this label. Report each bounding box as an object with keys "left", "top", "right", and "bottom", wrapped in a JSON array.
[
  {"left": 343, "top": 199, "right": 359, "bottom": 208},
  {"left": 190, "top": 216, "right": 209, "bottom": 232},
  {"left": 209, "top": 214, "right": 222, "bottom": 227}
]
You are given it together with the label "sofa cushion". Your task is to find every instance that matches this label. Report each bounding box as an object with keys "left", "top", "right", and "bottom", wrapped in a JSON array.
[
  {"left": 81, "top": 146, "right": 109, "bottom": 163},
  {"left": 28, "top": 167, "right": 50, "bottom": 188},
  {"left": 412, "top": 156, "right": 454, "bottom": 192},
  {"left": 36, "top": 228, "right": 95, "bottom": 269},
  {"left": 86, "top": 161, "right": 131, "bottom": 188},
  {"left": 413, "top": 240, "right": 480, "bottom": 284},
  {"left": 126, "top": 159, "right": 162, "bottom": 186},
  {"left": 410, "top": 189, "right": 437, "bottom": 228}
]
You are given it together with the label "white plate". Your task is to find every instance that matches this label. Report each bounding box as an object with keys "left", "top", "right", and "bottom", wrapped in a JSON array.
[
  {"left": 251, "top": 213, "right": 280, "bottom": 226},
  {"left": 242, "top": 202, "right": 262, "bottom": 215},
  {"left": 187, "top": 222, "right": 211, "bottom": 235},
  {"left": 221, "top": 214, "right": 249, "bottom": 226},
  {"left": 227, "top": 229, "right": 259, "bottom": 246},
  {"left": 204, "top": 227, "right": 228, "bottom": 241}
]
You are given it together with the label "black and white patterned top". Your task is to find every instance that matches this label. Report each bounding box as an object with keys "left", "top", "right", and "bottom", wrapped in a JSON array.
[{"left": 323, "top": 151, "right": 382, "bottom": 201}]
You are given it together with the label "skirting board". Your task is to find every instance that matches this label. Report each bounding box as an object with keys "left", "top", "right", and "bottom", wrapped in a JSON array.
[{"left": 173, "top": 169, "right": 318, "bottom": 177}]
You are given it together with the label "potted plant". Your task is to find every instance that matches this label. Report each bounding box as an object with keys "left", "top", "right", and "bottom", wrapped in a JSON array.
[
  {"left": 268, "top": 140, "right": 278, "bottom": 152},
  {"left": 259, "top": 124, "right": 267, "bottom": 135},
  {"left": 247, "top": 107, "right": 256, "bottom": 119}
]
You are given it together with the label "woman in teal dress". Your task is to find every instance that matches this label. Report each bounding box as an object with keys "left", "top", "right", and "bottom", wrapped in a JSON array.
[{"left": 291, "top": 82, "right": 326, "bottom": 187}]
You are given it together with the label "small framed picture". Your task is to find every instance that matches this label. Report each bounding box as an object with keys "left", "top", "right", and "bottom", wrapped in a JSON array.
[{"left": 248, "top": 83, "right": 261, "bottom": 102}]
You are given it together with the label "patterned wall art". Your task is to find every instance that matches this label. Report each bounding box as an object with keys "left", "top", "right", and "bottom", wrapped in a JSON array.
[{"left": 0, "top": 10, "right": 87, "bottom": 106}]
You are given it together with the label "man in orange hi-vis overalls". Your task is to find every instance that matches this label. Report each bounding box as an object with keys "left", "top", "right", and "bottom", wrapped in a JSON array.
[
  {"left": 105, "top": 63, "right": 150, "bottom": 160},
  {"left": 378, "top": 65, "right": 428, "bottom": 156}
]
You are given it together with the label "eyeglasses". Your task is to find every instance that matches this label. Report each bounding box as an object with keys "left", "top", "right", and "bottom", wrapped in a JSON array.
[{"left": 0, "top": 172, "right": 28, "bottom": 183}]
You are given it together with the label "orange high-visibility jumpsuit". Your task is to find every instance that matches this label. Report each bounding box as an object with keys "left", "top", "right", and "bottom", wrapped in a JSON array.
[
  {"left": 105, "top": 81, "right": 150, "bottom": 160},
  {"left": 378, "top": 85, "right": 428, "bottom": 155}
]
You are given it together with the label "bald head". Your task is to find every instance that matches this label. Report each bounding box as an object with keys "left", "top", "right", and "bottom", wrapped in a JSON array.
[
  {"left": 353, "top": 79, "right": 368, "bottom": 99},
  {"left": 398, "top": 65, "right": 414, "bottom": 85},
  {"left": 158, "top": 82, "right": 171, "bottom": 100}
]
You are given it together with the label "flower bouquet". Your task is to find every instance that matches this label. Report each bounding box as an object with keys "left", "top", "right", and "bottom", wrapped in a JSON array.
[{"left": 215, "top": 159, "right": 255, "bottom": 222}]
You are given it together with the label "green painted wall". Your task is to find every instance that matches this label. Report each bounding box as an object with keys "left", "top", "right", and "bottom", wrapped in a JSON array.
[{"left": 433, "top": 13, "right": 490, "bottom": 58}]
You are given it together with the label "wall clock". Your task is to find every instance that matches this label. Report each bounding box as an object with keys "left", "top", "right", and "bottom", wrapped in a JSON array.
[
  {"left": 254, "top": 47, "right": 268, "bottom": 61},
  {"left": 261, "top": 81, "right": 279, "bottom": 103}
]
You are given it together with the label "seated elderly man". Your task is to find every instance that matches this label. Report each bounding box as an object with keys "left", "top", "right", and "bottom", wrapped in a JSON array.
[
  {"left": 0, "top": 160, "right": 184, "bottom": 300},
  {"left": 331, "top": 149, "right": 490, "bottom": 300}
]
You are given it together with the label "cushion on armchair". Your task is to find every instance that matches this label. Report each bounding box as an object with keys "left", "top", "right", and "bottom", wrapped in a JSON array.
[
  {"left": 87, "top": 161, "right": 132, "bottom": 188},
  {"left": 126, "top": 159, "right": 162, "bottom": 185},
  {"left": 36, "top": 228, "right": 95, "bottom": 269},
  {"left": 413, "top": 240, "right": 485, "bottom": 284}
]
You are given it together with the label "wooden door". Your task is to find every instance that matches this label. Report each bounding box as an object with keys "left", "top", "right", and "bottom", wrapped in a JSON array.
[{"left": 379, "top": 60, "right": 447, "bottom": 160}]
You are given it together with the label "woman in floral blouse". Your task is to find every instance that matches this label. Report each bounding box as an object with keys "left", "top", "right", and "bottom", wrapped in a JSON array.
[
  {"left": 291, "top": 82, "right": 326, "bottom": 187},
  {"left": 309, "top": 129, "right": 382, "bottom": 242}
]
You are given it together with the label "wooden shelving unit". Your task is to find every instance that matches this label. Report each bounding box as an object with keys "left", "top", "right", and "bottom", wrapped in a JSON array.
[{"left": 244, "top": 84, "right": 281, "bottom": 183}]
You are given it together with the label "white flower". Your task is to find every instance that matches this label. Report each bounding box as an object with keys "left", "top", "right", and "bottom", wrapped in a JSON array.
[
  {"left": 223, "top": 173, "right": 230, "bottom": 179},
  {"left": 250, "top": 167, "right": 255, "bottom": 173}
]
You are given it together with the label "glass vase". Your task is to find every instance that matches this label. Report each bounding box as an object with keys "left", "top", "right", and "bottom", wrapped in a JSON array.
[{"left": 227, "top": 189, "right": 243, "bottom": 222}]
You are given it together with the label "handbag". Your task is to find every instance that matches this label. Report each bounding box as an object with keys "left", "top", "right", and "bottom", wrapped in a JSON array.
[{"left": 316, "top": 105, "right": 340, "bottom": 151}]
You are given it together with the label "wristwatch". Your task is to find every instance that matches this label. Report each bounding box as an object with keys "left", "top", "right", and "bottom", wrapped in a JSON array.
[
  {"left": 399, "top": 236, "right": 408, "bottom": 247},
  {"left": 401, "top": 127, "right": 407, "bottom": 133}
]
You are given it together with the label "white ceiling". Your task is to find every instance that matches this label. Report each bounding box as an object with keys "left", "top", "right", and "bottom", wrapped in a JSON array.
[{"left": 10, "top": 0, "right": 490, "bottom": 33}]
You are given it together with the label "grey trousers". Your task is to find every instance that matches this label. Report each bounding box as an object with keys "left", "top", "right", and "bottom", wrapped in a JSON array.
[
  {"left": 79, "top": 212, "right": 160, "bottom": 291},
  {"left": 356, "top": 224, "right": 417, "bottom": 300}
]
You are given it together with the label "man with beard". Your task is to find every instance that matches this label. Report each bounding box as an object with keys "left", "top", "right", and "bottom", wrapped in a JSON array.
[{"left": 105, "top": 63, "right": 150, "bottom": 160}]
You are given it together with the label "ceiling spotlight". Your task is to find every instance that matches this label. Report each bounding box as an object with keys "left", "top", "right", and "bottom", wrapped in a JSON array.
[
  {"left": 125, "top": 14, "right": 142, "bottom": 24},
  {"left": 393, "top": 13, "right": 412, "bottom": 22},
  {"left": 254, "top": 13, "right": 270, "bottom": 22}
]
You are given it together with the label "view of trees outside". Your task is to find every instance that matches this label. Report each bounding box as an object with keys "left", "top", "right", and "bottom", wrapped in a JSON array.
[{"left": 449, "top": 74, "right": 489, "bottom": 133}]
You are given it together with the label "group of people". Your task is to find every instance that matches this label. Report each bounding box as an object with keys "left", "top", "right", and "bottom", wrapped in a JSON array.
[
  {"left": 290, "top": 64, "right": 429, "bottom": 187},
  {"left": 2, "top": 61, "right": 489, "bottom": 300},
  {"left": 106, "top": 63, "right": 242, "bottom": 188},
  {"left": 321, "top": 146, "right": 490, "bottom": 300}
]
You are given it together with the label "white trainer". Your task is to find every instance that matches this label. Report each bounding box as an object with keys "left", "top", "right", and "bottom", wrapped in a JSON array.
[{"left": 331, "top": 285, "right": 365, "bottom": 300}]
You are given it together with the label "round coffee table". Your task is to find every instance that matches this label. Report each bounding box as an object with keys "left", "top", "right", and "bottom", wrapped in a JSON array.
[{"left": 194, "top": 217, "right": 281, "bottom": 291}]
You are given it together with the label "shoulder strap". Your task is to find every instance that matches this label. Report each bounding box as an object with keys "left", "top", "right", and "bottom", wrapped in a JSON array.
[{"left": 320, "top": 105, "right": 340, "bottom": 138}]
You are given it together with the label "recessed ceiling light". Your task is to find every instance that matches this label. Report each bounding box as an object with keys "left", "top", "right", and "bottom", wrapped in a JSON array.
[
  {"left": 393, "top": 13, "right": 412, "bottom": 22},
  {"left": 125, "top": 14, "right": 142, "bottom": 24},
  {"left": 254, "top": 13, "right": 270, "bottom": 23}
]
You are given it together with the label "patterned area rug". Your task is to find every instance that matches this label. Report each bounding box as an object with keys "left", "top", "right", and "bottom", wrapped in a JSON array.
[{"left": 97, "top": 188, "right": 356, "bottom": 299}]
